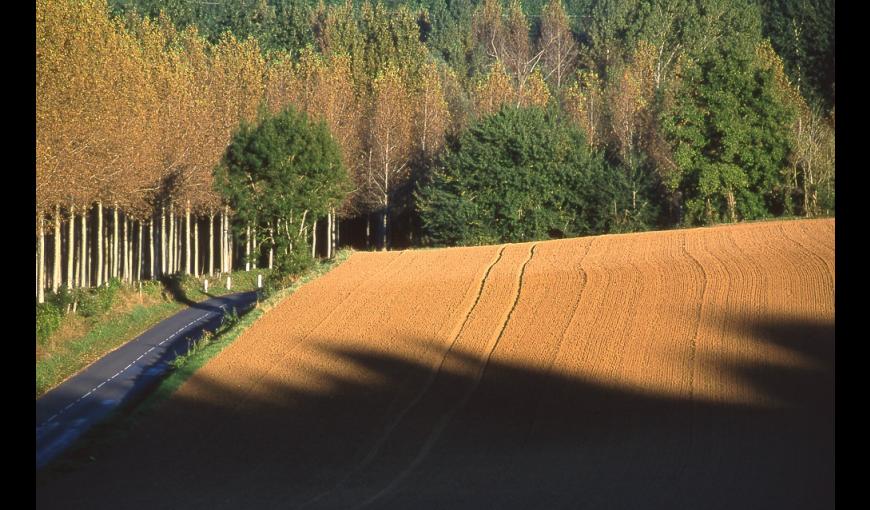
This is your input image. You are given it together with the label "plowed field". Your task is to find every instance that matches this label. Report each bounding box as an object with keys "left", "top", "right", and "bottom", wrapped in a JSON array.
[{"left": 36, "top": 218, "right": 834, "bottom": 510}]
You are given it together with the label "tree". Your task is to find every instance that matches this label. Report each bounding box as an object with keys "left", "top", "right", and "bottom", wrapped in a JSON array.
[
  {"left": 214, "top": 106, "right": 349, "bottom": 278},
  {"left": 417, "top": 106, "right": 633, "bottom": 246},
  {"left": 365, "top": 66, "right": 415, "bottom": 250},
  {"left": 661, "top": 38, "right": 794, "bottom": 225},
  {"left": 538, "top": 0, "right": 578, "bottom": 91}
]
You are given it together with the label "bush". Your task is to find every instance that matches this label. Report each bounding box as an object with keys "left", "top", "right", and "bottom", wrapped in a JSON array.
[
  {"left": 36, "top": 302, "right": 63, "bottom": 345},
  {"left": 262, "top": 243, "right": 314, "bottom": 297},
  {"left": 78, "top": 278, "right": 122, "bottom": 317}
]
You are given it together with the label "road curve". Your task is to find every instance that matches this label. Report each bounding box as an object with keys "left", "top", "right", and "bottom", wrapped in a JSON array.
[{"left": 35, "top": 291, "right": 258, "bottom": 470}]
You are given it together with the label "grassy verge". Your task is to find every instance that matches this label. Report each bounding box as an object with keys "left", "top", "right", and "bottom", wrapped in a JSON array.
[
  {"left": 37, "top": 250, "right": 350, "bottom": 478},
  {"left": 36, "top": 268, "right": 273, "bottom": 398}
]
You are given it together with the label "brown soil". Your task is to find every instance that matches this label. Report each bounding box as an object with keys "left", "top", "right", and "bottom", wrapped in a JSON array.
[{"left": 36, "top": 219, "right": 834, "bottom": 510}]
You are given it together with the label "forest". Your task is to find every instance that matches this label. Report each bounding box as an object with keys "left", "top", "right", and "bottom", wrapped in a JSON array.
[{"left": 36, "top": 0, "right": 835, "bottom": 303}]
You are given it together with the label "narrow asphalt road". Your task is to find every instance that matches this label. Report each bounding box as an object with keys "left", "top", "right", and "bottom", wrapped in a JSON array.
[{"left": 35, "top": 291, "right": 259, "bottom": 470}]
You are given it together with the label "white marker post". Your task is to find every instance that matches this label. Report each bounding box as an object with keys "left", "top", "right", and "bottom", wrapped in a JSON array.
[
  {"left": 226, "top": 276, "right": 232, "bottom": 290},
  {"left": 257, "top": 274, "right": 262, "bottom": 288},
  {"left": 204, "top": 279, "right": 208, "bottom": 293}
]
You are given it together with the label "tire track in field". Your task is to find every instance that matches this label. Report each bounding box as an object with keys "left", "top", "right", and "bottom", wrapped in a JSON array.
[
  {"left": 680, "top": 231, "right": 708, "bottom": 405},
  {"left": 295, "top": 245, "right": 508, "bottom": 509},
  {"left": 352, "top": 243, "right": 538, "bottom": 510},
  {"left": 520, "top": 238, "right": 593, "bottom": 444}
]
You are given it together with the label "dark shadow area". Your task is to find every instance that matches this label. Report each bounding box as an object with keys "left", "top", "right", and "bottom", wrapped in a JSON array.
[
  {"left": 157, "top": 273, "right": 197, "bottom": 307},
  {"left": 35, "top": 313, "right": 833, "bottom": 510}
]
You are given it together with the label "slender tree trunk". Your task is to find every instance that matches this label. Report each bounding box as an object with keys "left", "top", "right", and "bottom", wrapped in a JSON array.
[
  {"left": 333, "top": 208, "right": 338, "bottom": 258},
  {"left": 53, "top": 205, "right": 61, "bottom": 293},
  {"left": 96, "top": 202, "right": 103, "bottom": 286},
  {"left": 67, "top": 205, "right": 75, "bottom": 289},
  {"left": 246, "top": 224, "right": 251, "bottom": 271},
  {"left": 326, "top": 209, "right": 332, "bottom": 259},
  {"left": 366, "top": 214, "right": 371, "bottom": 250},
  {"left": 168, "top": 203, "right": 175, "bottom": 274},
  {"left": 194, "top": 218, "right": 199, "bottom": 277},
  {"left": 228, "top": 213, "right": 233, "bottom": 273},
  {"left": 176, "top": 215, "right": 181, "bottom": 273},
  {"left": 104, "top": 228, "right": 109, "bottom": 285},
  {"left": 727, "top": 190, "right": 736, "bottom": 223},
  {"left": 80, "top": 210, "right": 87, "bottom": 288},
  {"left": 325, "top": 212, "right": 331, "bottom": 259},
  {"left": 160, "top": 206, "right": 166, "bottom": 276},
  {"left": 122, "top": 215, "right": 128, "bottom": 283},
  {"left": 137, "top": 220, "right": 143, "bottom": 282},
  {"left": 127, "top": 217, "right": 133, "bottom": 282},
  {"left": 312, "top": 219, "right": 317, "bottom": 258},
  {"left": 38, "top": 212, "right": 45, "bottom": 303},
  {"left": 86, "top": 228, "right": 91, "bottom": 288},
  {"left": 209, "top": 214, "right": 215, "bottom": 277},
  {"left": 112, "top": 204, "right": 119, "bottom": 280},
  {"left": 149, "top": 219, "right": 155, "bottom": 280},
  {"left": 220, "top": 209, "right": 225, "bottom": 274},
  {"left": 184, "top": 201, "right": 191, "bottom": 275},
  {"left": 268, "top": 222, "right": 274, "bottom": 270},
  {"left": 252, "top": 226, "right": 257, "bottom": 269}
]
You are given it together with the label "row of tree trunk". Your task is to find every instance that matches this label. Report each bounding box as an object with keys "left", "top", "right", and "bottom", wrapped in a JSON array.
[{"left": 36, "top": 203, "right": 341, "bottom": 303}]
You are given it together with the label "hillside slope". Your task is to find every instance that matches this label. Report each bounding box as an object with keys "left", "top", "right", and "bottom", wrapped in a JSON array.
[{"left": 36, "top": 218, "right": 835, "bottom": 510}]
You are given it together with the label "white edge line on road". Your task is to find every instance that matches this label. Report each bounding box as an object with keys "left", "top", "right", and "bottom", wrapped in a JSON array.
[{"left": 38, "top": 310, "right": 220, "bottom": 427}]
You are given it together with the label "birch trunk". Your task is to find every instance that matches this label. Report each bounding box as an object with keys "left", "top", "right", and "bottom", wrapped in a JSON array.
[
  {"left": 326, "top": 212, "right": 331, "bottom": 259},
  {"left": 122, "top": 215, "right": 128, "bottom": 283},
  {"left": 127, "top": 217, "right": 132, "bottom": 282},
  {"left": 194, "top": 218, "right": 199, "bottom": 277},
  {"left": 246, "top": 224, "right": 251, "bottom": 271},
  {"left": 96, "top": 202, "right": 103, "bottom": 286},
  {"left": 333, "top": 209, "right": 338, "bottom": 258},
  {"left": 220, "top": 209, "right": 225, "bottom": 274},
  {"left": 137, "top": 221, "right": 143, "bottom": 282},
  {"left": 53, "top": 205, "right": 61, "bottom": 293},
  {"left": 38, "top": 212, "right": 45, "bottom": 303},
  {"left": 112, "top": 204, "right": 119, "bottom": 279},
  {"left": 252, "top": 226, "right": 257, "bottom": 269},
  {"left": 177, "top": 215, "right": 182, "bottom": 273},
  {"left": 86, "top": 229, "right": 91, "bottom": 288},
  {"left": 311, "top": 219, "right": 317, "bottom": 258},
  {"left": 168, "top": 203, "right": 175, "bottom": 274},
  {"left": 268, "top": 222, "right": 273, "bottom": 270},
  {"left": 227, "top": 210, "right": 233, "bottom": 273},
  {"left": 160, "top": 207, "right": 166, "bottom": 276},
  {"left": 185, "top": 201, "right": 191, "bottom": 275},
  {"left": 381, "top": 208, "right": 388, "bottom": 252},
  {"left": 149, "top": 219, "right": 155, "bottom": 279},
  {"left": 209, "top": 214, "right": 214, "bottom": 277},
  {"left": 67, "top": 205, "right": 75, "bottom": 289},
  {"left": 104, "top": 228, "right": 109, "bottom": 285},
  {"left": 80, "top": 210, "right": 87, "bottom": 288}
]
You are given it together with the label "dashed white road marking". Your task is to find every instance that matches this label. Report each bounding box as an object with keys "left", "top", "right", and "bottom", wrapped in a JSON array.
[{"left": 38, "top": 309, "right": 219, "bottom": 428}]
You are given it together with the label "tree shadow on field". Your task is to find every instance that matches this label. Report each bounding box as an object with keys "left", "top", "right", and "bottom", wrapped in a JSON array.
[{"left": 35, "top": 313, "right": 833, "bottom": 510}]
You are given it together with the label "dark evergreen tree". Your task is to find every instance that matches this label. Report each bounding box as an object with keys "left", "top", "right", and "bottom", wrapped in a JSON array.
[
  {"left": 416, "top": 106, "right": 638, "bottom": 245},
  {"left": 214, "top": 107, "right": 350, "bottom": 276}
]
